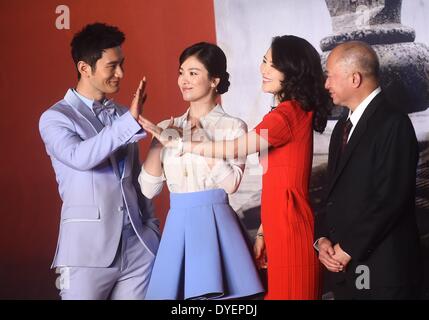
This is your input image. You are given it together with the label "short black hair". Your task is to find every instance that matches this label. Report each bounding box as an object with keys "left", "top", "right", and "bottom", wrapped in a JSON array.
[
  {"left": 179, "top": 42, "right": 230, "bottom": 94},
  {"left": 71, "top": 22, "right": 125, "bottom": 79}
]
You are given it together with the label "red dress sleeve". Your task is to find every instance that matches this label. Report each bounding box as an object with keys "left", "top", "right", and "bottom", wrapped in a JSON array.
[{"left": 254, "top": 109, "right": 292, "bottom": 147}]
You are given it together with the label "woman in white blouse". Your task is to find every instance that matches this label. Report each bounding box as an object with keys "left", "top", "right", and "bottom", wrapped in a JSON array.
[{"left": 139, "top": 42, "right": 263, "bottom": 300}]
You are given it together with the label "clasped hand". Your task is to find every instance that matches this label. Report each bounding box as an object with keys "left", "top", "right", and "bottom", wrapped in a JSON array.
[{"left": 318, "top": 238, "right": 351, "bottom": 272}]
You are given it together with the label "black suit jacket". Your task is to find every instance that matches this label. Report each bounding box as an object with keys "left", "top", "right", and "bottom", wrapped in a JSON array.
[{"left": 315, "top": 92, "right": 421, "bottom": 294}]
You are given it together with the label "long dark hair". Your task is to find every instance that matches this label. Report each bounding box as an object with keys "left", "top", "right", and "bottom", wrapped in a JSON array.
[
  {"left": 271, "top": 35, "right": 332, "bottom": 133},
  {"left": 179, "top": 42, "right": 230, "bottom": 94}
]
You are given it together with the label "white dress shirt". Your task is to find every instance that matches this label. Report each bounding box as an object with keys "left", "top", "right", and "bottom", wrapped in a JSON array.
[
  {"left": 346, "top": 87, "right": 381, "bottom": 142},
  {"left": 138, "top": 105, "right": 248, "bottom": 198}
]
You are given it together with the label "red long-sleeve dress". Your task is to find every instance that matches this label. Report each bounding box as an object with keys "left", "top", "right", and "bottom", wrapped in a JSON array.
[{"left": 254, "top": 100, "right": 321, "bottom": 300}]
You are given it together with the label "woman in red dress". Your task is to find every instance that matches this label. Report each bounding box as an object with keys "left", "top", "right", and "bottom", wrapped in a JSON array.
[{"left": 140, "top": 35, "right": 331, "bottom": 300}]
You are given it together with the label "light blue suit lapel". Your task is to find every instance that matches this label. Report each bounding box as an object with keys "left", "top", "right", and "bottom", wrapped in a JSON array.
[
  {"left": 115, "top": 106, "right": 133, "bottom": 179},
  {"left": 64, "top": 89, "right": 122, "bottom": 179},
  {"left": 110, "top": 151, "right": 121, "bottom": 179},
  {"left": 64, "top": 89, "right": 104, "bottom": 133}
]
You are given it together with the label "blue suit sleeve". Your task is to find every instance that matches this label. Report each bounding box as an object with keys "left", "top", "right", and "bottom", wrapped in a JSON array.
[{"left": 39, "top": 109, "right": 145, "bottom": 171}]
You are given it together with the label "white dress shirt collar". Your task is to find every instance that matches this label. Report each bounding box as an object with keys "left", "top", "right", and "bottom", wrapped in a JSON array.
[
  {"left": 348, "top": 87, "right": 382, "bottom": 127},
  {"left": 346, "top": 87, "right": 381, "bottom": 141},
  {"left": 178, "top": 104, "right": 225, "bottom": 127},
  {"left": 72, "top": 88, "right": 96, "bottom": 110}
]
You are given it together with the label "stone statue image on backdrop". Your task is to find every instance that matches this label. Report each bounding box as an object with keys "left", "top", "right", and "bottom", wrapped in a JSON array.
[{"left": 213, "top": 0, "right": 429, "bottom": 298}]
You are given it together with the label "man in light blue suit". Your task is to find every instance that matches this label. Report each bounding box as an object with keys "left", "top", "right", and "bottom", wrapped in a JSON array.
[{"left": 39, "top": 23, "right": 160, "bottom": 299}]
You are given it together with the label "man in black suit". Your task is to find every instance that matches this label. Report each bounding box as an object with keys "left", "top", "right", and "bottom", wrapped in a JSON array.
[{"left": 315, "top": 41, "right": 422, "bottom": 299}]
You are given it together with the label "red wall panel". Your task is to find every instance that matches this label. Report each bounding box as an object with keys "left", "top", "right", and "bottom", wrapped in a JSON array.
[{"left": 0, "top": 0, "right": 216, "bottom": 299}]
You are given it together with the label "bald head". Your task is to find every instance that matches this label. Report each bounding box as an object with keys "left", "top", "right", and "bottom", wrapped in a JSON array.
[
  {"left": 330, "top": 41, "right": 380, "bottom": 81},
  {"left": 325, "top": 41, "right": 380, "bottom": 109}
]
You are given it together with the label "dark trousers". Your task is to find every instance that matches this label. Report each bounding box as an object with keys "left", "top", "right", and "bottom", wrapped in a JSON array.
[{"left": 329, "top": 280, "right": 421, "bottom": 300}]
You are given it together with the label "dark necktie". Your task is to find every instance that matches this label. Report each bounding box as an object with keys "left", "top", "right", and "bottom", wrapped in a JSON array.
[{"left": 341, "top": 118, "right": 353, "bottom": 154}]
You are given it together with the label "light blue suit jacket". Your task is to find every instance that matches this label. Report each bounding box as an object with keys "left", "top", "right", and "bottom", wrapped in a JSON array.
[{"left": 39, "top": 89, "right": 160, "bottom": 268}]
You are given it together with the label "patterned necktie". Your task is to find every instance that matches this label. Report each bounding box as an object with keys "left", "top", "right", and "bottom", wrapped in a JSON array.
[
  {"left": 92, "top": 99, "right": 116, "bottom": 126},
  {"left": 341, "top": 118, "right": 353, "bottom": 154}
]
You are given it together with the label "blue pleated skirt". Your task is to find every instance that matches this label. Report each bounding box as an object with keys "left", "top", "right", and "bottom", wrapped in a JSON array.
[{"left": 145, "top": 189, "right": 264, "bottom": 300}]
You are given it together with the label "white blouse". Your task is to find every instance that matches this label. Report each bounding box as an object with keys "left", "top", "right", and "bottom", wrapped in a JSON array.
[{"left": 138, "top": 105, "right": 248, "bottom": 198}]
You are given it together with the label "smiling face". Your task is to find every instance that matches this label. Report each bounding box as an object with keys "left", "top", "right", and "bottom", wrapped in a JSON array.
[
  {"left": 178, "top": 55, "right": 217, "bottom": 103},
  {"left": 79, "top": 46, "right": 125, "bottom": 98},
  {"left": 260, "top": 48, "right": 285, "bottom": 98},
  {"left": 325, "top": 49, "right": 354, "bottom": 107}
]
